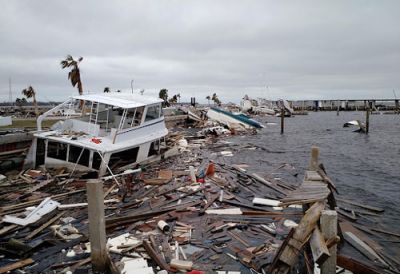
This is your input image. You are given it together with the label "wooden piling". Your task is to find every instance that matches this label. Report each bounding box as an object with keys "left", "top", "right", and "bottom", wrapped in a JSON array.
[
  {"left": 86, "top": 179, "right": 108, "bottom": 273},
  {"left": 309, "top": 146, "right": 319, "bottom": 171},
  {"left": 337, "top": 100, "right": 340, "bottom": 116},
  {"left": 320, "top": 210, "right": 338, "bottom": 274},
  {"left": 365, "top": 107, "right": 370, "bottom": 134},
  {"left": 280, "top": 109, "right": 284, "bottom": 134}
]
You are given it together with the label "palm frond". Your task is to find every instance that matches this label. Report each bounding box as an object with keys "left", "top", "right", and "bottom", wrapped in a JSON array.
[{"left": 60, "top": 60, "right": 68, "bottom": 68}]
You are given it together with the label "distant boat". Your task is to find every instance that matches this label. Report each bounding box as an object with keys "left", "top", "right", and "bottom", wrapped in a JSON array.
[
  {"left": 240, "top": 95, "right": 275, "bottom": 116},
  {"left": 253, "top": 105, "right": 276, "bottom": 116},
  {"left": 276, "top": 99, "right": 294, "bottom": 116},
  {"left": 343, "top": 120, "right": 366, "bottom": 133},
  {"left": 207, "top": 107, "right": 263, "bottom": 129}
]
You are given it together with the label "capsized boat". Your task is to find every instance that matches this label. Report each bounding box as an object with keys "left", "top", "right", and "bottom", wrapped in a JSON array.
[
  {"left": 207, "top": 107, "right": 263, "bottom": 129},
  {"left": 343, "top": 120, "right": 366, "bottom": 133},
  {"left": 25, "top": 93, "right": 168, "bottom": 176}
]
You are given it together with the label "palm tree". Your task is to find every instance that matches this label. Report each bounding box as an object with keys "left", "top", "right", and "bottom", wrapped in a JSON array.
[
  {"left": 177, "top": 93, "right": 181, "bottom": 103},
  {"left": 104, "top": 87, "right": 110, "bottom": 93},
  {"left": 169, "top": 94, "right": 178, "bottom": 104},
  {"left": 159, "top": 89, "right": 169, "bottom": 107},
  {"left": 60, "top": 55, "right": 84, "bottom": 98},
  {"left": 22, "top": 86, "right": 39, "bottom": 117},
  {"left": 206, "top": 95, "right": 211, "bottom": 106},
  {"left": 15, "top": 98, "right": 23, "bottom": 108},
  {"left": 211, "top": 93, "right": 221, "bottom": 106}
]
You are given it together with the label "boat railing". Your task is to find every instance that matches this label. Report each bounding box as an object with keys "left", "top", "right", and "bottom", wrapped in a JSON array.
[{"left": 37, "top": 98, "right": 74, "bottom": 131}]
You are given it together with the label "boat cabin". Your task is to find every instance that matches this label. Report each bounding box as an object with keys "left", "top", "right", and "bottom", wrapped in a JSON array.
[{"left": 28, "top": 93, "right": 168, "bottom": 176}]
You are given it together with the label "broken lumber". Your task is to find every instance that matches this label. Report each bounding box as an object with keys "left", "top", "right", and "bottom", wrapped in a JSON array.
[
  {"left": 310, "top": 227, "right": 330, "bottom": 265},
  {"left": 0, "top": 258, "right": 34, "bottom": 274}
]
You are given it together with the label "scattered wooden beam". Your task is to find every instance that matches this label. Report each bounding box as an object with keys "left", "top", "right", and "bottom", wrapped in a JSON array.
[
  {"left": 320, "top": 210, "right": 337, "bottom": 274},
  {"left": 371, "top": 227, "right": 400, "bottom": 238},
  {"left": 270, "top": 201, "right": 325, "bottom": 274},
  {"left": 26, "top": 212, "right": 65, "bottom": 240},
  {"left": 0, "top": 258, "right": 34, "bottom": 274},
  {"left": 343, "top": 231, "right": 387, "bottom": 266},
  {"left": 143, "top": 240, "right": 172, "bottom": 272},
  {"left": 336, "top": 198, "right": 384, "bottom": 213},
  {"left": 310, "top": 227, "right": 330, "bottom": 264},
  {"left": 337, "top": 254, "right": 380, "bottom": 274}
]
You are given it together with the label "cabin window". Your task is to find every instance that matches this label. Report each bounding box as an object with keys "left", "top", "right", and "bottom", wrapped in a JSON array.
[
  {"left": 145, "top": 105, "right": 160, "bottom": 122},
  {"left": 68, "top": 145, "right": 90, "bottom": 167},
  {"left": 92, "top": 152, "right": 102, "bottom": 170},
  {"left": 47, "top": 141, "right": 68, "bottom": 161},
  {"left": 122, "top": 107, "right": 144, "bottom": 128},
  {"left": 108, "top": 147, "right": 139, "bottom": 169}
]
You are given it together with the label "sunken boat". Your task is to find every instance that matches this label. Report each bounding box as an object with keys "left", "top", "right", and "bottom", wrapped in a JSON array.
[{"left": 25, "top": 93, "right": 168, "bottom": 176}]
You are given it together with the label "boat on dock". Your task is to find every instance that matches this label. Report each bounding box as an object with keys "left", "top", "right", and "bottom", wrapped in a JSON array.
[
  {"left": 207, "top": 107, "right": 263, "bottom": 129},
  {"left": 25, "top": 93, "right": 168, "bottom": 176}
]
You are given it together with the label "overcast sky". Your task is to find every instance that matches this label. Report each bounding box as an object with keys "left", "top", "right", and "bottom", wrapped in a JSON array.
[{"left": 1, "top": 1, "right": 399, "bottom": 103}]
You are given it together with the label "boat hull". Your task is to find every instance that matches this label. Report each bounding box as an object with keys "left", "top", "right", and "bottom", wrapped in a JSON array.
[{"left": 207, "top": 107, "right": 263, "bottom": 129}]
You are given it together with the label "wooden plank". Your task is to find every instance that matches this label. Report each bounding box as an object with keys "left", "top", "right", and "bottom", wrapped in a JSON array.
[
  {"left": 310, "top": 227, "right": 330, "bottom": 265},
  {"left": 320, "top": 210, "right": 337, "bottom": 274},
  {"left": 0, "top": 258, "right": 34, "bottom": 274},
  {"left": 340, "top": 221, "right": 382, "bottom": 252},
  {"left": 143, "top": 240, "right": 172, "bottom": 271},
  {"left": 337, "top": 208, "right": 357, "bottom": 221},
  {"left": 0, "top": 224, "right": 18, "bottom": 236},
  {"left": 0, "top": 189, "right": 86, "bottom": 214},
  {"left": 305, "top": 171, "right": 323, "bottom": 181},
  {"left": 343, "top": 231, "right": 387, "bottom": 266},
  {"left": 26, "top": 212, "right": 65, "bottom": 240},
  {"left": 336, "top": 198, "right": 384, "bottom": 213},
  {"left": 199, "top": 193, "right": 219, "bottom": 215},
  {"left": 86, "top": 179, "right": 108, "bottom": 272},
  {"left": 337, "top": 254, "right": 380, "bottom": 274},
  {"left": 309, "top": 146, "right": 319, "bottom": 170},
  {"left": 371, "top": 227, "right": 400, "bottom": 238},
  {"left": 273, "top": 201, "right": 325, "bottom": 273}
]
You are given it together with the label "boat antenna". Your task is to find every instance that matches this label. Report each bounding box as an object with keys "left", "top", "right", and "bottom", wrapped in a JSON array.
[
  {"left": 131, "top": 79, "right": 134, "bottom": 94},
  {"left": 393, "top": 89, "right": 397, "bottom": 100}
]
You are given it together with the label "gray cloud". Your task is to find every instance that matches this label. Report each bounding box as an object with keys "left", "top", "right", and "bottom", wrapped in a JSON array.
[{"left": 1, "top": 0, "right": 399, "bottom": 103}]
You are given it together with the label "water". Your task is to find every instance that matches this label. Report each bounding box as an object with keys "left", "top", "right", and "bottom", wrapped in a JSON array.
[{"left": 221, "top": 111, "right": 400, "bottom": 231}]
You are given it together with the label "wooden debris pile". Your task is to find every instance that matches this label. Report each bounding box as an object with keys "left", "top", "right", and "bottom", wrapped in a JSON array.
[{"left": 0, "top": 136, "right": 399, "bottom": 274}]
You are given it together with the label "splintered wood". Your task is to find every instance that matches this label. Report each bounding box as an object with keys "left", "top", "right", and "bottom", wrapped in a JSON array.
[{"left": 280, "top": 180, "right": 330, "bottom": 207}]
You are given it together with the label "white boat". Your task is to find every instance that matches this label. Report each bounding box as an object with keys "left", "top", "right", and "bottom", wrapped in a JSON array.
[
  {"left": 240, "top": 95, "right": 275, "bottom": 115},
  {"left": 207, "top": 107, "right": 263, "bottom": 129},
  {"left": 276, "top": 99, "right": 294, "bottom": 116},
  {"left": 26, "top": 93, "right": 168, "bottom": 176},
  {"left": 252, "top": 105, "right": 276, "bottom": 115}
]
